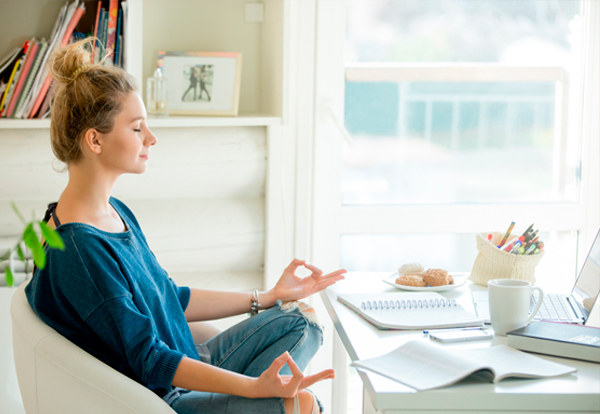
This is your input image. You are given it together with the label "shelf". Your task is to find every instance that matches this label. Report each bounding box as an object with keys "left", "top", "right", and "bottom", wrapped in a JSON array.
[
  {"left": 146, "top": 113, "right": 282, "bottom": 128},
  {"left": 0, "top": 113, "right": 282, "bottom": 130}
]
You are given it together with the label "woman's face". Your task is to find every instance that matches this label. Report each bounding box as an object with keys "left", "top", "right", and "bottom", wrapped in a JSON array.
[{"left": 96, "top": 92, "right": 157, "bottom": 175}]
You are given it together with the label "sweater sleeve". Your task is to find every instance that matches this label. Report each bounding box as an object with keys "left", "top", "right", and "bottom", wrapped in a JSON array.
[
  {"left": 169, "top": 278, "right": 191, "bottom": 312},
  {"left": 85, "top": 297, "right": 184, "bottom": 389}
]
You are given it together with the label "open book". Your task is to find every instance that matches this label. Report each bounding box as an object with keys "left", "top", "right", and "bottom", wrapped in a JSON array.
[
  {"left": 338, "top": 292, "right": 483, "bottom": 329},
  {"left": 353, "top": 339, "right": 577, "bottom": 391}
]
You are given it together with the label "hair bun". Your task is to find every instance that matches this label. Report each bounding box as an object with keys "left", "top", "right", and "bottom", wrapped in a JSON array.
[{"left": 49, "top": 37, "right": 94, "bottom": 83}]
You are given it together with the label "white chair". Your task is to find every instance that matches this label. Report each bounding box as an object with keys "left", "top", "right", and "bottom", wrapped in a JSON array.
[{"left": 11, "top": 282, "right": 221, "bottom": 414}]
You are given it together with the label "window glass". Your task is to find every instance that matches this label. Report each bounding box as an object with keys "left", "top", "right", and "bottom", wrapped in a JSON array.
[
  {"left": 346, "top": 0, "right": 579, "bottom": 64},
  {"left": 343, "top": 0, "right": 581, "bottom": 206},
  {"left": 342, "top": 80, "right": 578, "bottom": 205}
]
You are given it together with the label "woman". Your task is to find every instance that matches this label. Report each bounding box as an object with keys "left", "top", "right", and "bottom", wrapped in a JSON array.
[{"left": 25, "top": 38, "right": 346, "bottom": 414}]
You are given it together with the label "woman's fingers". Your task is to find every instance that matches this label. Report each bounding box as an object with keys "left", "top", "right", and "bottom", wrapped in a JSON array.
[
  {"left": 268, "top": 351, "right": 291, "bottom": 375},
  {"left": 285, "top": 258, "right": 306, "bottom": 274},
  {"left": 299, "top": 369, "right": 336, "bottom": 390},
  {"left": 285, "top": 355, "right": 304, "bottom": 391},
  {"left": 304, "top": 262, "right": 323, "bottom": 278}
]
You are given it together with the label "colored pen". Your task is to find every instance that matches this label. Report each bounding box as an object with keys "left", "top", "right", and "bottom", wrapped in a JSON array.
[
  {"left": 524, "top": 244, "right": 537, "bottom": 255},
  {"left": 423, "top": 327, "right": 484, "bottom": 334},
  {"left": 487, "top": 233, "right": 493, "bottom": 242},
  {"left": 509, "top": 240, "right": 525, "bottom": 253},
  {"left": 497, "top": 221, "right": 516, "bottom": 248},
  {"left": 505, "top": 236, "right": 524, "bottom": 252},
  {"left": 525, "top": 229, "right": 538, "bottom": 244}
]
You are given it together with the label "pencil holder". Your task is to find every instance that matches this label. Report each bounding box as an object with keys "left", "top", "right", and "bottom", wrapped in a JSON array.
[{"left": 469, "top": 232, "right": 545, "bottom": 286}]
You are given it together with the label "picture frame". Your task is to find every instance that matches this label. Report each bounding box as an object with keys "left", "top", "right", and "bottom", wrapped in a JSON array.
[{"left": 158, "top": 51, "right": 242, "bottom": 116}]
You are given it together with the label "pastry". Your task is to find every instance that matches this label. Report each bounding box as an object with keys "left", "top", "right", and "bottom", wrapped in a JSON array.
[
  {"left": 422, "top": 268, "right": 450, "bottom": 286},
  {"left": 396, "top": 274, "right": 427, "bottom": 287},
  {"left": 398, "top": 262, "right": 425, "bottom": 276}
]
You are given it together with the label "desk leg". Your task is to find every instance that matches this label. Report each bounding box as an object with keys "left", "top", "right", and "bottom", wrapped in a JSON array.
[
  {"left": 332, "top": 332, "right": 348, "bottom": 413},
  {"left": 363, "top": 388, "right": 382, "bottom": 414}
]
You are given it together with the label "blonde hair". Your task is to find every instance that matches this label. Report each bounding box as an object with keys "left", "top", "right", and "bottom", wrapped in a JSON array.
[{"left": 49, "top": 38, "right": 137, "bottom": 165}]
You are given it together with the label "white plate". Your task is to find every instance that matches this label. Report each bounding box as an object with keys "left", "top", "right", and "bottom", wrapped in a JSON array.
[{"left": 383, "top": 272, "right": 468, "bottom": 292}]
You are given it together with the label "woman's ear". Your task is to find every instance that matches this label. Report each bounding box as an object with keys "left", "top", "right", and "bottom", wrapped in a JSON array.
[{"left": 83, "top": 128, "right": 102, "bottom": 154}]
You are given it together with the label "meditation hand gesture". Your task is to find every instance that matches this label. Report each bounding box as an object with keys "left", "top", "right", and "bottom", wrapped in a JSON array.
[
  {"left": 271, "top": 259, "right": 346, "bottom": 303},
  {"left": 252, "top": 351, "right": 334, "bottom": 399}
]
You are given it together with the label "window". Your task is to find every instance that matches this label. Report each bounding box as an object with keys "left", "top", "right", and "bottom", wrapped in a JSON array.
[
  {"left": 308, "top": 1, "right": 598, "bottom": 412},
  {"left": 339, "top": 0, "right": 587, "bottom": 291}
]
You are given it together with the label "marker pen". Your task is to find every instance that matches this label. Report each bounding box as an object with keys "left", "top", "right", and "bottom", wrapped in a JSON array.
[
  {"left": 497, "top": 221, "right": 515, "bottom": 248},
  {"left": 524, "top": 244, "right": 537, "bottom": 255},
  {"left": 505, "top": 237, "right": 524, "bottom": 252}
]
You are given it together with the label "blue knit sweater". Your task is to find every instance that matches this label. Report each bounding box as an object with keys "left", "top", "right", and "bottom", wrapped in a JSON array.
[{"left": 26, "top": 197, "right": 199, "bottom": 402}]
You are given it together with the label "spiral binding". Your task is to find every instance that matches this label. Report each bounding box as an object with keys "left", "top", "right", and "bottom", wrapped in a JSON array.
[{"left": 359, "top": 298, "right": 457, "bottom": 311}]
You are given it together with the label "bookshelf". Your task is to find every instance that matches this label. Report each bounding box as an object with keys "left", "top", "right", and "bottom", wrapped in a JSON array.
[{"left": 0, "top": 0, "right": 287, "bottom": 291}]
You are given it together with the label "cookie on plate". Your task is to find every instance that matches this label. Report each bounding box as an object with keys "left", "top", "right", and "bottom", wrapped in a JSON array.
[
  {"left": 398, "top": 262, "right": 425, "bottom": 276},
  {"left": 395, "top": 274, "right": 427, "bottom": 287},
  {"left": 422, "top": 268, "right": 450, "bottom": 286}
]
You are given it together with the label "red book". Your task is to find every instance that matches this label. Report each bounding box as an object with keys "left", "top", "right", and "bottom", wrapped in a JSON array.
[{"left": 6, "top": 39, "right": 37, "bottom": 118}]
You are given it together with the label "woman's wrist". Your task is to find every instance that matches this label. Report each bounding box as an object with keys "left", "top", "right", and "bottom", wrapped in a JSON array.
[{"left": 259, "top": 289, "right": 278, "bottom": 309}]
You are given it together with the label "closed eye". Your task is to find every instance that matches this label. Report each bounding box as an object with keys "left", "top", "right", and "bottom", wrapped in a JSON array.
[{"left": 134, "top": 129, "right": 141, "bottom": 132}]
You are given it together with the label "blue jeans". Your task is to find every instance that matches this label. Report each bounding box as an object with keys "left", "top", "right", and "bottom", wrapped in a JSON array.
[{"left": 170, "top": 301, "right": 324, "bottom": 414}]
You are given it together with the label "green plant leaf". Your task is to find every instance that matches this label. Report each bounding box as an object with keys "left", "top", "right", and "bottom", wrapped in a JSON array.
[
  {"left": 16, "top": 244, "right": 25, "bottom": 262},
  {"left": 39, "top": 220, "right": 65, "bottom": 250},
  {"left": 23, "top": 223, "right": 46, "bottom": 269},
  {"left": 11, "top": 201, "right": 27, "bottom": 225},
  {"left": 5, "top": 266, "right": 14, "bottom": 287}
]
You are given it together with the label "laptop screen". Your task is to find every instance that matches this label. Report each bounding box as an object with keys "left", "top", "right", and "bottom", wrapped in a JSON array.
[{"left": 571, "top": 230, "right": 600, "bottom": 322}]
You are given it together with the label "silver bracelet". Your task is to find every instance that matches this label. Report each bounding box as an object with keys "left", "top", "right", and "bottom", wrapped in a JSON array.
[{"left": 249, "top": 289, "right": 261, "bottom": 316}]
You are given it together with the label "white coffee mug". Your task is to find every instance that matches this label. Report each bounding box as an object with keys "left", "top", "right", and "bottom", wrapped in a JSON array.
[{"left": 488, "top": 279, "right": 544, "bottom": 336}]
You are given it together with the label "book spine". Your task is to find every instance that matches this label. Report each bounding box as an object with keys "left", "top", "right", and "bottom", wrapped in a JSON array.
[
  {"left": 15, "top": 41, "right": 49, "bottom": 119},
  {"left": 360, "top": 297, "right": 457, "bottom": 311},
  {"left": 106, "top": 0, "right": 118, "bottom": 64},
  {"left": 114, "top": 8, "right": 122, "bottom": 67},
  {"left": 0, "top": 57, "right": 23, "bottom": 116},
  {"left": 91, "top": 1, "right": 102, "bottom": 63},
  {"left": 6, "top": 40, "right": 36, "bottom": 118},
  {"left": 101, "top": 8, "right": 108, "bottom": 62}
]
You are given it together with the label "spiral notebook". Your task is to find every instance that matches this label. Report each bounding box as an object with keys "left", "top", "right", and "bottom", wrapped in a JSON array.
[{"left": 338, "top": 292, "right": 483, "bottom": 330}]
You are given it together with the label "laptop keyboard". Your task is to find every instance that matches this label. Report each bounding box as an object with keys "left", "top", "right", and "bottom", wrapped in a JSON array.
[{"left": 530, "top": 294, "right": 579, "bottom": 322}]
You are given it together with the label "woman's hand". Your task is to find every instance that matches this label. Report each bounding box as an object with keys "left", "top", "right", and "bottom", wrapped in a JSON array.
[
  {"left": 251, "top": 351, "right": 335, "bottom": 399},
  {"left": 269, "top": 259, "right": 346, "bottom": 304}
]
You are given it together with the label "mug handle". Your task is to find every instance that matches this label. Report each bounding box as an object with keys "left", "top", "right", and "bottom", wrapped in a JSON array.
[{"left": 525, "top": 286, "right": 544, "bottom": 324}]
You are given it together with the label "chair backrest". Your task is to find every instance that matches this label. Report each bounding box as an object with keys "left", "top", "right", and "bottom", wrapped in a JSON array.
[{"left": 10, "top": 282, "right": 176, "bottom": 414}]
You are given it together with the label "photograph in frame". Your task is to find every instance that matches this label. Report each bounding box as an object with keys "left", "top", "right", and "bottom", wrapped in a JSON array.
[{"left": 158, "top": 51, "right": 242, "bottom": 116}]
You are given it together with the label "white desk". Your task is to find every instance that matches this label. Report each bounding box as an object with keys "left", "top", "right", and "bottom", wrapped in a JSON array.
[{"left": 321, "top": 272, "right": 600, "bottom": 414}]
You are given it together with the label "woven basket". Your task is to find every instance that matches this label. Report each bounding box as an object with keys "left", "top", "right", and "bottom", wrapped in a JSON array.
[{"left": 469, "top": 232, "right": 545, "bottom": 286}]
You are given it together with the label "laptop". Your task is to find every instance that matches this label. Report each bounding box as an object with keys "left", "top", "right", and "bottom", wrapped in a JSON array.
[{"left": 473, "top": 229, "right": 600, "bottom": 325}]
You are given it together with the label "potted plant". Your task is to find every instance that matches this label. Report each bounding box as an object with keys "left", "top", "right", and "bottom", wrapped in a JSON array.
[{"left": 1, "top": 203, "right": 64, "bottom": 287}]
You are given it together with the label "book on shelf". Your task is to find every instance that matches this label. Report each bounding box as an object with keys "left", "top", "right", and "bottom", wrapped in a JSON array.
[
  {"left": 0, "top": 47, "right": 21, "bottom": 75},
  {"left": 338, "top": 292, "right": 483, "bottom": 330},
  {"left": 106, "top": 0, "right": 119, "bottom": 64},
  {"left": 14, "top": 40, "right": 49, "bottom": 119},
  {"left": 0, "top": 42, "right": 28, "bottom": 117},
  {"left": 92, "top": 1, "right": 102, "bottom": 63},
  {"left": 5, "top": 39, "right": 39, "bottom": 118},
  {"left": 352, "top": 339, "right": 577, "bottom": 391},
  {"left": 29, "top": 0, "right": 86, "bottom": 119},
  {"left": 507, "top": 321, "right": 600, "bottom": 363},
  {"left": 0, "top": 46, "right": 26, "bottom": 115}
]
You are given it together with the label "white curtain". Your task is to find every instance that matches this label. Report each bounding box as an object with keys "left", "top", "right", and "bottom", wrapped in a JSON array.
[{"left": 579, "top": 1, "right": 600, "bottom": 247}]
